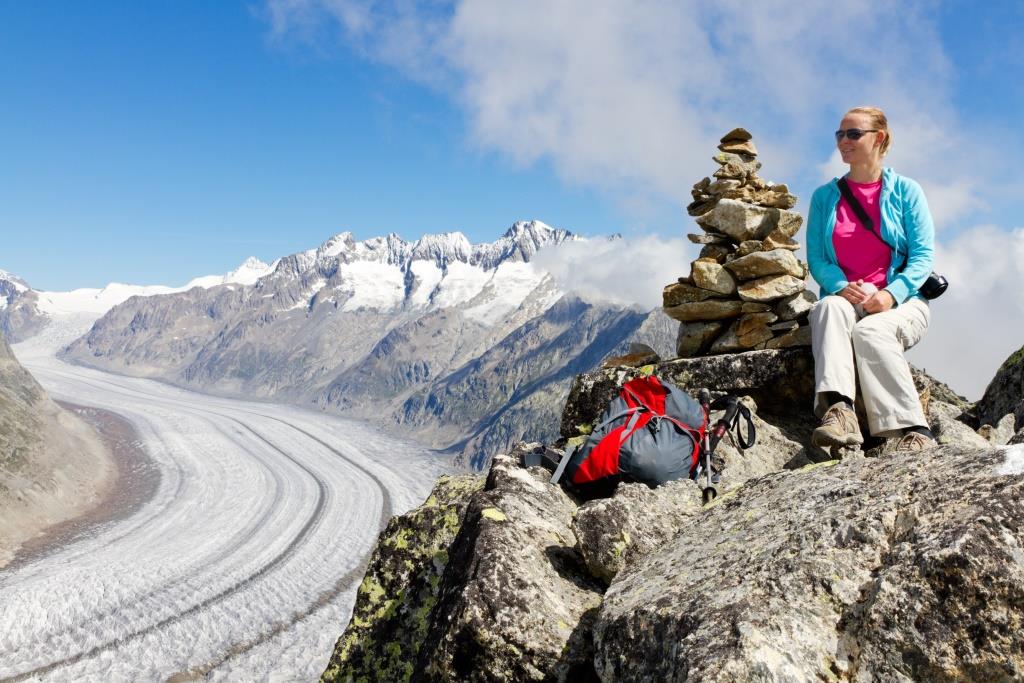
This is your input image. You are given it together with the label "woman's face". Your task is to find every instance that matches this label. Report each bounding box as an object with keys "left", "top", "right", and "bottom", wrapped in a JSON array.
[{"left": 837, "top": 112, "right": 885, "bottom": 166}]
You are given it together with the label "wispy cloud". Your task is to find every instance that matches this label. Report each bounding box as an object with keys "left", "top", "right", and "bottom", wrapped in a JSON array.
[
  {"left": 263, "top": 1, "right": 1006, "bottom": 226},
  {"left": 263, "top": 0, "right": 1023, "bottom": 399},
  {"left": 533, "top": 235, "right": 694, "bottom": 310},
  {"left": 908, "top": 224, "right": 1024, "bottom": 401}
]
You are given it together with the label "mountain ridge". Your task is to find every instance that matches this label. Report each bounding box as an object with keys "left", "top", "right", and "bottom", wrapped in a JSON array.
[{"left": 50, "top": 221, "right": 671, "bottom": 464}]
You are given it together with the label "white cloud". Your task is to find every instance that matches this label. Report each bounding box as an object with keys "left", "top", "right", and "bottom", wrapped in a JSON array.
[
  {"left": 907, "top": 224, "right": 1024, "bottom": 401},
  {"left": 264, "top": 0, "right": 452, "bottom": 85},
  {"left": 262, "top": 1, "right": 1002, "bottom": 230},
  {"left": 445, "top": 2, "right": 714, "bottom": 199},
  {"left": 532, "top": 235, "right": 694, "bottom": 310},
  {"left": 263, "top": 0, "right": 366, "bottom": 53},
  {"left": 262, "top": 0, "right": 1023, "bottom": 401}
]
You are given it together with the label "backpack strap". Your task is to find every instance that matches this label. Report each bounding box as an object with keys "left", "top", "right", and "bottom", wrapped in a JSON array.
[
  {"left": 837, "top": 177, "right": 893, "bottom": 250},
  {"left": 624, "top": 379, "right": 705, "bottom": 439},
  {"left": 550, "top": 406, "right": 645, "bottom": 484},
  {"left": 550, "top": 445, "right": 576, "bottom": 484},
  {"left": 621, "top": 411, "right": 644, "bottom": 443},
  {"left": 732, "top": 403, "right": 756, "bottom": 449},
  {"left": 708, "top": 396, "right": 757, "bottom": 451},
  {"left": 595, "top": 406, "right": 645, "bottom": 434}
]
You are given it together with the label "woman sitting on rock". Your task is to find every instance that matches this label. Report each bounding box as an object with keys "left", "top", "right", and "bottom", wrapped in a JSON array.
[{"left": 806, "top": 105, "right": 935, "bottom": 454}]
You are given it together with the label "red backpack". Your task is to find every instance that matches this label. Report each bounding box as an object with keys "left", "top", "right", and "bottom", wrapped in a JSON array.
[
  {"left": 552, "top": 376, "right": 706, "bottom": 492},
  {"left": 549, "top": 375, "right": 754, "bottom": 501}
]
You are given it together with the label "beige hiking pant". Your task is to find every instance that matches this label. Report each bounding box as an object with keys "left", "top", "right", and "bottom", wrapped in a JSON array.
[{"left": 809, "top": 295, "right": 930, "bottom": 437}]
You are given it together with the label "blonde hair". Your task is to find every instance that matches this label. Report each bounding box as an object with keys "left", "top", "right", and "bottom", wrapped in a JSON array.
[{"left": 846, "top": 106, "right": 892, "bottom": 156}]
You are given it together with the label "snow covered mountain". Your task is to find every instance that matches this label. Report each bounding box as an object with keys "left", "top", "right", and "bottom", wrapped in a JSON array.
[
  {"left": 0, "top": 259, "right": 276, "bottom": 344},
  {"left": 60, "top": 221, "right": 672, "bottom": 464}
]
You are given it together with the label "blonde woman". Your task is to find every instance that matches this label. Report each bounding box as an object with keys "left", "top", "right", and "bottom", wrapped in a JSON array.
[{"left": 806, "top": 106, "right": 935, "bottom": 454}]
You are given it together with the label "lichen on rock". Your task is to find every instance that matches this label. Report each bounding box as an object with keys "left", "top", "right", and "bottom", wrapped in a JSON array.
[
  {"left": 325, "top": 428, "right": 1023, "bottom": 681},
  {"left": 416, "top": 450, "right": 604, "bottom": 682},
  {"left": 572, "top": 480, "right": 703, "bottom": 585},
  {"left": 322, "top": 301, "right": 1022, "bottom": 682},
  {"left": 975, "top": 343, "right": 1024, "bottom": 433},
  {"left": 593, "top": 446, "right": 1024, "bottom": 681},
  {"left": 321, "top": 474, "right": 484, "bottom": 683}
]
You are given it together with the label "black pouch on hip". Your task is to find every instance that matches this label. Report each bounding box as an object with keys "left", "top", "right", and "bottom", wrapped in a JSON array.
[{"left": 919, "top": 272, "right": 948, "bottom": 300}]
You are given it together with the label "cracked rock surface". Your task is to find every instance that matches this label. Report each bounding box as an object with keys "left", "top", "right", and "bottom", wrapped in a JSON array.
[
  {"left": 325, "top": 344, "right": 1020, "bottom": 682},
  {"left": 321, "top": 474, "right": 484, "bottom": 683},
  {"left": 325, "top": 440, "right": 1024, "bottom": 681},
  {"left": 415, "top": 450, "right": 604, "bottom": 682},
  {"left": 593, "top": 445, "right": 1024, "bottom": 682},
  {"left": 572, "top": 480, "right": 703, "bottom": 586}
]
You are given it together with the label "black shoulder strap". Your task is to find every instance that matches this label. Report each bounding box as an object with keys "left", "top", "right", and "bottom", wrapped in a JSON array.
[
  {"left": 733, "top": 403, "right": 756, "bottom": 450},
  {"left": 837, "top": 177, "right": 892, "bottom": 250},
  {"left": 708, "top": 396, "right": 757, "bottom": 450}
]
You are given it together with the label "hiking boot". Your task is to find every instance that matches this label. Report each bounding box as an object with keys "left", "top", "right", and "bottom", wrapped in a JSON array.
[
  {"left": 812, "top": 404, "right": 864, "bottom": 449},
  {"left": 893, "top": 431, "right": 935, "bottom": 453}
]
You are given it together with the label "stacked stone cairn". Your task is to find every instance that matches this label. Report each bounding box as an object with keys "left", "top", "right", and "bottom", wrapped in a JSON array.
[{"left": 664, "top": 128, "right": 818, "bottom": 357}]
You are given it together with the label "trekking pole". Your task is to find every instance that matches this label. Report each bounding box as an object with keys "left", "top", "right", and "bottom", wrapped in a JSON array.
[
  {"left": 704, "top": 395, "right": 746, "bottom": 504},
  {"left": 709, "top": 397, "right": 741, "bottom": 455},
  {"left": 698, "top": 389, "right": 716, "bottom": 503}
]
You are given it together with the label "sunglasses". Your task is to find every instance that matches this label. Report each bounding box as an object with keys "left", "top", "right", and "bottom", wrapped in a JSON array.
[{"left": 835, "top": 128, "right": 879, "bottom": 141}]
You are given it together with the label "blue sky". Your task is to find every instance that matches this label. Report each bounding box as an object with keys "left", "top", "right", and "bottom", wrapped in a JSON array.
[
  {"left": 2, "top": 1, "right": 1024, "bottom": 396},
  {"left": 1, "top": 2, "right": 1021, "bottom": 291},
  {"left": 1, "top": 2, "right": 617, "bottom": 290}
]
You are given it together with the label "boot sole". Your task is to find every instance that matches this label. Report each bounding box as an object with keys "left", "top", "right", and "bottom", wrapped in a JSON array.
[{"left": 811, "top": 428, "right": 864, "bottom": 448}]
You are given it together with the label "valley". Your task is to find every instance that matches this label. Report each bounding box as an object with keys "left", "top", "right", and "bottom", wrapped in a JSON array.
[{"left": 1, "top": 332, "right": 446, "bottom": 680}]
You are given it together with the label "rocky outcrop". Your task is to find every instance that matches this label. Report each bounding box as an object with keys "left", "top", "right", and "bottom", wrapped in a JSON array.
[
  {"left": 594, "top": 444, "right": 1024, "bottom": 681},
  {"left": 0, "top": 330, "right": 47, "bottom": 435},
  {"left": 975, "top": 344, "right": 1024, "bottom": 433},
  {"left": 322, "top": 475, "right": 484, "bottom": 682},
  {"left": 0, "top": 270, "right": 48, "bottom": 343},
  {"left": 325, "top": 434, "right": 1023, "bottom": 681},
  {"left": 322, "top": 330, "right": 1024, "bottom": 681},
  {"left": 324, "top": 447, "right": 605, "bottom": 682},
  {"left": 571, "top": 479, "right": 703, "bottom": 586},
  {"left": 928, "top": 399, "right": 992, "bottom": 449},
  {"left": 0, "top": 332, "right": 113, "bottom": 566},
  {"left": 415, "top": 452, "right": 604, "bottom": 682},
  {"left": 668, "top": 129, "right": 816, "bottom": 357},
  {"left": 318, "top": 130, "right": 1022, "bottom": 678}
]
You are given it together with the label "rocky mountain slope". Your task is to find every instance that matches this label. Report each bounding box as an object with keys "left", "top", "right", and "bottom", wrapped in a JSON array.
[
  {"left": 0, "top": 332, "right": 112, "bottom": 567},
  {"left": 322, "top": 346, "right": 1024, "bottom": 682},
  {"left": 974, "top": 343, "right": 1024, "bottom": 436},
  {"left": 61, "top": 222, "right": 674, "bottom": 463},
  {"left": 0, "top": 270, "right": 48, "bottom": 343}
]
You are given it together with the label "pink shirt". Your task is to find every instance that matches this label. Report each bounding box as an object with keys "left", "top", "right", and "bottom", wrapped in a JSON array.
[{"left": 832, "top": 178, "right": 891, "bottom": 289}]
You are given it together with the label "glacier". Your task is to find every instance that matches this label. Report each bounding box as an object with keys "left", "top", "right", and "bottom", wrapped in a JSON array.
[{"left": 1, "top": 319, "right": 448, "bottom": 681}]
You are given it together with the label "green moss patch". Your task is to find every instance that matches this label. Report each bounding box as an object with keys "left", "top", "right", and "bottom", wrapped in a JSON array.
[{"left": 321, "top": 474, "right": 484, "bottom": 682}]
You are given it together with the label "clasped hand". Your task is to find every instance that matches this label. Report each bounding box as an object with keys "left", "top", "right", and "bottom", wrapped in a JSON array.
[{"left": 838, "top": 280, "right": 894, "bottom": 314}]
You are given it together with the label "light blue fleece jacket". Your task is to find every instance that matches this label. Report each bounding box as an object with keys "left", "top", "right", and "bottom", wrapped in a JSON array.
[{"left": 806, "top": 167, "right": 935, "bottom": 305}]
